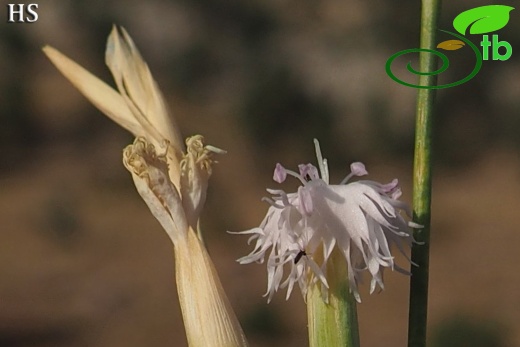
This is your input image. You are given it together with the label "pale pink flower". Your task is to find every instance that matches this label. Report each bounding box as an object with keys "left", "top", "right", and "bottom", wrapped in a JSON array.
[{"left": 234, "top": 140, "right": 420, "bottom": 302}]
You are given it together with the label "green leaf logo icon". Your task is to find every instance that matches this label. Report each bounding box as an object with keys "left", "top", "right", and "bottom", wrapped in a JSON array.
[{"left": 453, "top": 5, "right": 514, "bottom": 35}]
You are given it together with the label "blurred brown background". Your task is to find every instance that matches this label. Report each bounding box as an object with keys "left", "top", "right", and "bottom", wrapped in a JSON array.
[{"left": 1, "top": 1, "right": 519, "bottom": 346}]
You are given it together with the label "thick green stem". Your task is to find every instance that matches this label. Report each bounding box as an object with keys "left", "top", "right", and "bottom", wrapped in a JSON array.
[
  {"left": 408, "top": 1, "right": 441, "bottom": 347},
  {"left": 307, "top": 249, "right": 360, "bottom": 347}
]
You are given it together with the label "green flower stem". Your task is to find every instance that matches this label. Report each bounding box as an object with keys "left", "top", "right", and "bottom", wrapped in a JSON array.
[
  {"left": 307, "top": 248, "right": 360, "bottom": 347},
  {"left": 408, "top": 1, "right": 441, "bottom": 347}
]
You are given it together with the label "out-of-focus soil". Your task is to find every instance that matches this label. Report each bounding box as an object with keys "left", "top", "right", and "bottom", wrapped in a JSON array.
[{"left": 0, "top": 135, "right": 518, "bottom": 347}]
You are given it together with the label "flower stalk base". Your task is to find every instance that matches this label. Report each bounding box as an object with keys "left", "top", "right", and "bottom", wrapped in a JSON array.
[
  {"left": 176, "top": 229, "right": 249, "bottom": 347},
  {"left": 307, "top": 249, "right": 360, "bottom": 347}
]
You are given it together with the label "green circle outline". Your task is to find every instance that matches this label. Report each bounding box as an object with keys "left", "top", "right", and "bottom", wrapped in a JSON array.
[{"left": 385, "top": 30, "right": 483, "bottom": 89}]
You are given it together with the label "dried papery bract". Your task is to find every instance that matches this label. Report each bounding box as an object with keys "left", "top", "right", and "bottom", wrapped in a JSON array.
[
  {"left": 43, "top": 26, "right": 184, "bottom": 187},
  {"left": 123, "top": 138, "right": 187, "bottom": 245},
  {"left": 123, "top": 138, "right": 247, "bottom": 347},
  {"left": 180, "top": 135, "right": 227, "bottom": 230},
  {"left": 176, "top": 229, "right": 249, "bottom": 347},
  {"left": 44, "top": 26, "right": 248, "bottom": 347}
]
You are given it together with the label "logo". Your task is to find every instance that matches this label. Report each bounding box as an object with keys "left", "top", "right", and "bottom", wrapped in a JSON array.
[{"left": 386, "top": 5, "right": 514, "bottom": 89}]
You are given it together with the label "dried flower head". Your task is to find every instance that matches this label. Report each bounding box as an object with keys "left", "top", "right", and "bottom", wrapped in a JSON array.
[
  {"left": 234, "top": 140, "right": 420, "bottom": 302},
  {"left": 44, "top": 26, "right": 247, "bottom": 347}
]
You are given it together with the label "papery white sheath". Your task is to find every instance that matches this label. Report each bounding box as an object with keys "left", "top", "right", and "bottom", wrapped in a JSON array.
[{"left": 44, "top": 26, "right": 248, "bottom": 347}]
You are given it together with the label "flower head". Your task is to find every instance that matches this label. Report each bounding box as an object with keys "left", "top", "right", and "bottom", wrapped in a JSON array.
[
  {"left": 234, "top": 139, "right": 420, "bottom": 302},
  {"left": 44, "top": 26, "right": 247, "bottom": 347}
]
